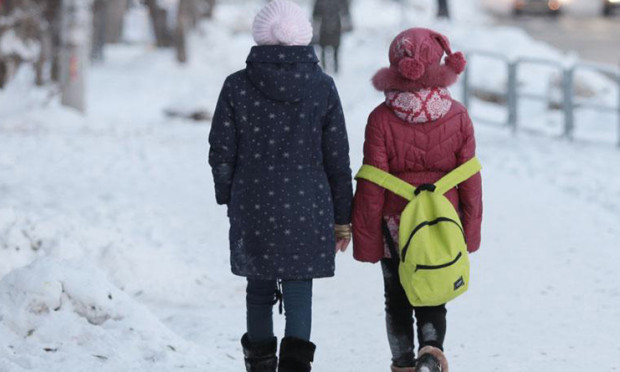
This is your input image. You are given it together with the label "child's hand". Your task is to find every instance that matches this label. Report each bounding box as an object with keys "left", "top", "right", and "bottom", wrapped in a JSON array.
[
  {"left": 336, "top": 237, "right": 351, "bottom": 253},
  {"left": 334, "top": 224, "right": 352, "bottom": 253}
]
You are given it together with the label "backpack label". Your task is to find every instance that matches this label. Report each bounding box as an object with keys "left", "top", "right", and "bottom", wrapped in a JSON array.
[{"left": 454, "top": 276, "right": 465, "bottom": 291}]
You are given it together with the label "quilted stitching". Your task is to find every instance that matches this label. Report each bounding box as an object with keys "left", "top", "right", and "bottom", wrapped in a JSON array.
[{"left": 352, "top": 101, "right": 483, "bottom": 263}]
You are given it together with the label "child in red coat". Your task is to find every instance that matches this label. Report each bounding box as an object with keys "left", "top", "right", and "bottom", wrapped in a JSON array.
[{"left": 352, "top": 28, "right": 483, "bottom": 372}]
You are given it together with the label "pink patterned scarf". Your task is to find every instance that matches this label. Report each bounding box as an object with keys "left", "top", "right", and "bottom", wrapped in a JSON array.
[{"left": 385, "top": 88, "right": 453, "bottom": 124}]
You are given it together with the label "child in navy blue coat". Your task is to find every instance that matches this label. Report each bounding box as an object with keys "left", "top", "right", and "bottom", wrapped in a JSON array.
[{"left": 208, "top": 1, "right": 353, "bottom": 371}]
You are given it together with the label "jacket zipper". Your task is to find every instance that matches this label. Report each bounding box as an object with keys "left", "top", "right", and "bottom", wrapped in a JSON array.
[{"left": 401, "top": 217, "right": 465, "bottom": 262}]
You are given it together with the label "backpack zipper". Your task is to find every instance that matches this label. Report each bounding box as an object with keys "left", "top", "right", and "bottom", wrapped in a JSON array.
[
  {"left": 401, "top": 217, "right": 465, "bottom": 262},
  {"left": 415, "top": 252, "right": 463, "bottom": 272}
]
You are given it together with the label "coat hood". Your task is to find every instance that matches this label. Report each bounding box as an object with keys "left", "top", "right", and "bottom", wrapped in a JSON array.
[{"left": 246, "top": 45, "right": 320, "bottom": 102}]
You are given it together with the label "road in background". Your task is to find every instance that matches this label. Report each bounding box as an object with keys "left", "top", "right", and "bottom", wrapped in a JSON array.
[{"left": 494, "top": 15, "right": 620, "bottom": 65}]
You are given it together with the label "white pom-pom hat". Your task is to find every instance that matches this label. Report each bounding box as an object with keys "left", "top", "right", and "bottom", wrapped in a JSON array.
[{"left": 252, "top": 0, "right": 313, "bottom": 46}]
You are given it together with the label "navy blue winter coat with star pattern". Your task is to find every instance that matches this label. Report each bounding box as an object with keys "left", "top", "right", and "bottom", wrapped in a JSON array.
[{"left": 209, "top": 45, "right": 353, "bottom": 280}]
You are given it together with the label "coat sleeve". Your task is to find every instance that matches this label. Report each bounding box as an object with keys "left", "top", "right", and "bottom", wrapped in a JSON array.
[
  {"left": 208, "top": 78, "right": 237, "bottom": 205},
  {"left": 352, "top": 111, "right": 388, "bottom": 263},
  {"left": 457, "top": 111, "right": 483, "bottom": 253},
  {"left": 322, "top": 80, "right": 353, "bottom": 225}
]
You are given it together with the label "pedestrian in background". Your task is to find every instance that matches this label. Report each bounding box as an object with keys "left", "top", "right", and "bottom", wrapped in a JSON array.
[
  {"left": 312, "top": 0, "right": 351, "bottom": 73},
  {"left": 437, "top": 0, "right": 450, "bottom": 19},
  {"left": 208, "top": 1, "right": 353, "bottom": 371}
]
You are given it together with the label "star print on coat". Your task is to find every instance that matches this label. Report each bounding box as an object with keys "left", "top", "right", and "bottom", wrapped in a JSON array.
[{"left": 209, "top": 45, "right": 353, "bottom": 280}]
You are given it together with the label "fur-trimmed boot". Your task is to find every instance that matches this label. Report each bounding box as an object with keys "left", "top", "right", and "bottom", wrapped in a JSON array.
[
  {"left": 241, "top": 334, "right": 278, "bottom": 372},
  {"left": 415, "top": 346, "right": 449, "bottom": 372},
  {"left": 278, "top": 337, "right": 316, "bottom": 372},
  {"left": 391, "top": 365, "right": 416, "bottom": 372}
]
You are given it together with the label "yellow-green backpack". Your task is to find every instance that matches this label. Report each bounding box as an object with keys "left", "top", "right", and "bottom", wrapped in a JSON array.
[{"left": 355, "top": 157, "right": 482, "bottom": 307}]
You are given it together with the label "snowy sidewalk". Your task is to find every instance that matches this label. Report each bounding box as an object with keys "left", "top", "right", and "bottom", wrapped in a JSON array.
[{"left": 1, "top": 1, "right": 620, "bottom": 371}]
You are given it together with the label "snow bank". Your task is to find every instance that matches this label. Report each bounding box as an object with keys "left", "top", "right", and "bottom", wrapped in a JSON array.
[
  {"left": 0, "top": 258, "right": 217, "bottom": 372},
  {"left": 0, "top": 208, "right": 211, "bottom": 306},
  {"left": 464, "top": 1, "right": 617, "bottom": 107},
  {"left": 451, "top": 25, "right": 616, "bottom": 106}
]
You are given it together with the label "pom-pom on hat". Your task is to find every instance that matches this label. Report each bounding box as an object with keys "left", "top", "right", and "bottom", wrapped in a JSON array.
[
  {"left": 372, "top": 28, "right": 467, "bottom": 92},
  {"left": 252, "top": 0, "right": 313, "bottom": 46}
]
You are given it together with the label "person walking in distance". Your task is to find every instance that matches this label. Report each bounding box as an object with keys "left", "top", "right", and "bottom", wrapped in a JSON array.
[{"left": 312, "top": 0, "right": 351, "bottom": 73}]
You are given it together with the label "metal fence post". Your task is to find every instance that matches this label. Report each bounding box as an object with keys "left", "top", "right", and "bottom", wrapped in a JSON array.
[
  {"left": 507, "top": 61, "right": 518, "bottom": 132},
  {"left": 563, "top": 67, "right": 575, "bottom": 140},
  {"left": 462, "top": 59, "right": 470, "bottom": 110}
]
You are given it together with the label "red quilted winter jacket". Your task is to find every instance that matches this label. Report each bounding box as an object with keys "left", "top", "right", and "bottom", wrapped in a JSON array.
[{"left": 352, "top": 100, "right": 483, "bottom": 263}]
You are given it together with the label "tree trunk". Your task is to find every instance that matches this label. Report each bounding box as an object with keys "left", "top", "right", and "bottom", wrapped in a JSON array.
[
  {"left": 0, "top": 63, "right": 6, "bottom": 88},
  {"left": 175, "top": 5, "right": 187, "bottom": 63},
  {"left": 42, "top": 0, "right": 61, "bottom": 81},
  {"left": 176, "top": 0, "right": 198, "bottom": 63},
  {"left": 145, "top": 0, "right": 173, "bottom": 47},
  {"left": 91, "top": 0, "right": 106, "bottom": 60},
  {"left": 204, "top": 0, "right": 215, "bottom": 18},
  {"left": 105, "top": 0, "right": 127, "bottom": 44},
  {"left": 60, "top": 0, "right": 92, "bottom": 113},
  {"left": 0, "top": 59, "right": 19, "bottom": 89},
  {"left": 35, "top": 27, "right": 52, "bottom": 85}
]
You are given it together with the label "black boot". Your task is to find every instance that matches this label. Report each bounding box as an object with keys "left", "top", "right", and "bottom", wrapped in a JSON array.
[
  {"left": 241, "top": 333, "right": 278, "bottom": 372},
  {"left": 278, "top": 337, "right": 316, "bottom": 372}
]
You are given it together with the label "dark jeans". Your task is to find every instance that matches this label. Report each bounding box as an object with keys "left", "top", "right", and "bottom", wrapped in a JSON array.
[
  {"left": 437, "top": 0, "right": 450, "bottom": 18},
  {"left": 381, "top": 259, "right": 447, "bottom": 368},
  {"left": 246, "top": 279, "right": 313, "bottom": 343}
]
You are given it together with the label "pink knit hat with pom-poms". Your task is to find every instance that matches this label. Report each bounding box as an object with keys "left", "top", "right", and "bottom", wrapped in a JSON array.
[
  {"left": 252, "top": 0, "right": 313, "bottom": 46},
  {"left": 372, "top": 28, "right": 467, "bottom": 92}
]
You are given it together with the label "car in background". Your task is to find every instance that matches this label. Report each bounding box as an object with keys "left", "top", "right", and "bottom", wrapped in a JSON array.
[
  {"left": 603, "top": 0, "right": 620, "bottom": 16},
  {"left": 513, "top": 0, "right": 564, "bottom": 16}
]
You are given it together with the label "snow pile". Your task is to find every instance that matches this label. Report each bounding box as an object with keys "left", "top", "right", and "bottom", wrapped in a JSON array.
[
  {"left": 0, "top": 209, "right": 44, "bottom": 278},
  {"left": 0, "top": 29, "right": 40, "bottom": 61},
  {"left": 0, "top": 258, "right": 218, "bottom": 372},
  {"left": 0, "top": 208, "right": 210, "bottom": 305},
  {"left": 0, "top": 67, "right": 62, "bottom": 122}
]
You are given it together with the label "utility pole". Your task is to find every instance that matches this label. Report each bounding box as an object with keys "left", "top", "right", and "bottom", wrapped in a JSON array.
[{"left": 60, "top": 0, "right": 92, "bottom": 112}]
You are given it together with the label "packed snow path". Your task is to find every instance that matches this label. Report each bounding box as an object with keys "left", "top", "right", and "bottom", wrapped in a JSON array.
[{"left": 1, "top": 1, "right": 620, "bottom": 371}]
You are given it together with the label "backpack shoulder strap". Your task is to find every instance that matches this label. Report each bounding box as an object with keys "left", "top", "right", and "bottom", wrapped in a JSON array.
[
  {"left": 355, "top": 165, "right": 415, "bottom": 202},
  {"left": 434, "top": 157, "right": 482, "bottom": 195}
]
